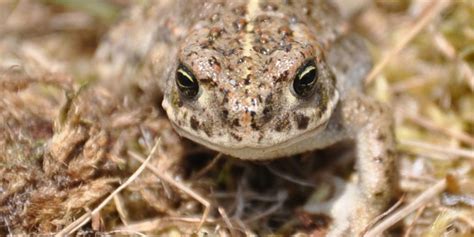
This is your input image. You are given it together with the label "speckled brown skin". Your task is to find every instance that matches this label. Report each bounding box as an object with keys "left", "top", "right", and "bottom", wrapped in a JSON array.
[
  {"left": 96, "top": 0, "right": 398, "bottom": 236},
  {"left": 160, "top": 0, "right": 345, "bottom": 159}
]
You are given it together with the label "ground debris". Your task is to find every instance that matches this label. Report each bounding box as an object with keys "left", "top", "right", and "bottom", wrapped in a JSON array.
[{"left": 1, "top": 0, "right": 473, "bottom": 236}]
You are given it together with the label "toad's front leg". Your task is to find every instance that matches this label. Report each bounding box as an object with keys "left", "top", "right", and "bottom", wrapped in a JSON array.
[{"left": 343, "top": 93, "right": 399, "bottom": 236}]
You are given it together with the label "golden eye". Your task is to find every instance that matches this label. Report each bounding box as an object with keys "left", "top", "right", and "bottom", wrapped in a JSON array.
[
  {"left": 176, "top": 64, "right": 199, "bottom": 99},
  {"left": 293, "top": 60, "right": 318, "bottom": 98}
]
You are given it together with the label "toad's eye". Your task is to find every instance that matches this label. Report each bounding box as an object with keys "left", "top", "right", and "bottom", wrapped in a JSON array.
[
  {"left": 292, "top": 60, "right": 318, "bottom": 98},
  {"left": 176, "top": 64, "right": 199, "bottom": 99}
]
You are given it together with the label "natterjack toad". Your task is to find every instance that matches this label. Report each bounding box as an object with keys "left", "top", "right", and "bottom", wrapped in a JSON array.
[{"left": 97, "top": 0, "right": 398, "bottom": 235}]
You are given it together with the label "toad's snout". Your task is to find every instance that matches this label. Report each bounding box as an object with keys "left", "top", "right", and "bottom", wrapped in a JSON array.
[{"left": 222, "top": 95, "right": 275, "bottom": 131}]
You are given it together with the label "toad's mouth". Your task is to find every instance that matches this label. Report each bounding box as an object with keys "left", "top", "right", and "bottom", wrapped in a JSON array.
[
  {"left": 163, "top": 90, "right": 340, "bottom": 159},
  {"left": 169, "top": 118, "right": 330, "bottom": 160}
]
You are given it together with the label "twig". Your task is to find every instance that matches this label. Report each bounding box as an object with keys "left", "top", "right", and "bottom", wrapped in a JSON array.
[
  {"left": 390, "top": 76, "right": 435, "bottom": 93},
  {"left": 266, "top": 165, "right": 316, "bottom": 187},
  {"left": 459, "top": 60, "right": 474, "bottom": 91},
  {"left": 362, "top": 195, "right": 406, "bottom": 236},
  {"left": 113, "top": 194, "right": 130, "bottom": 226},
  {"left": 404, "top": 112, "right": 474, "bottom": 146},
  {"left": 365, "top": 0, "right": 451, "bottom": 85},
  {"left": 55, "top": 138, "right": 159, "bottom": 236},
  {"left": 234, "top": 176, "right": 245, "bottom": 219},
  {"left": 128, "top": 151, "right": 211, "bottom": 230},
  {"left": 243, "top": 190, "right": 288, "bottom": 223},
  {"left": 364, "top": 178, "right": 447, "bottom": 237},
  {"left": 403, "top": 205, "right": 427, "bottom": 237},
  {"left": 116, "top": 216, "right": 218, "bottom": 232},
  {"left": 400, "top": 139, "right": 474, "bottom": 159},
  {"left": 104, "top": 230, "right": 147, "bottom": 236},
  {"left": 193, "top": 153, "right": 223, "bottom": 179},
  {"left": 218, "top": 206, "right": 235, "bottom": 234},
  {"left": 3, "top": 217, "right": 11, "bottom": 235}
]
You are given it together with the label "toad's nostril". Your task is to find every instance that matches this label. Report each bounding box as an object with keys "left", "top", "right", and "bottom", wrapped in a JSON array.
[{"left": 250, "top": 110, "right": 256, "bottom": 118}]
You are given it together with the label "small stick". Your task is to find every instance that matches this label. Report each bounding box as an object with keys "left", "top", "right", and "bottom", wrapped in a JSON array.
[
  {"left": 365, "top": 178, "right": 447, "bottom": 237},
  {"left": 400, "top": 139, "right": 474, "bottom": 159},
  {"left": 117, "top": 216, "right": 218, "bottom": 232},
  {"left": 403, "top": 205, "right": 427, "bottom": 237},
  {"left": 362, "top": 195, "right": 406, "bottom": 236},
  {"left": 218, "top": 206, "right": 237, "bottom": 236},
  {"left": 243, "top": 191, "right": 287, "bottom": 223},
  {"left": 390, "top": 76, "right": 434, "bottom": 93},
  {"left": 365, "top": 0, "right": 451, "bottom": 85},
  {"left": 105, "top": 230, "right": 147, "bottom": 236},
  {"left": 113, "top": 194, "right": 130, "bottom": 226},
  {"left": 128, "top": 151, "right": 211, "bottom": 230},
  {"left": 55, "top": 139, "right": 159, "bottom": 236},
  {"left": 266, "top": 165, "right": 316, "bottom": 187},
  {"left": 193, "top": 153, "right": 223, "bottom": 179},
  {"left": 404, "top": 113, "right": 474, "bottom": 146}
]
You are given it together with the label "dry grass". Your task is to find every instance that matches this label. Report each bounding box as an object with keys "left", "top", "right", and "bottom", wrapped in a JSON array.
[{"left": 1, "top": 0, "right": 473, "bottom": 236}]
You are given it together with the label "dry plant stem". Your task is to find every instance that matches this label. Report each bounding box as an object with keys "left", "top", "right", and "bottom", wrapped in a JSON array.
[
  {"left": 405, "top": 113, "right": 474, "bottom": 146},
  {"left": 106, "top": 230, "right": 147, "bottom": 236},
  {"left": 113, "top": 194, "right": 130, "bottom": 226},
  {"left": 234, "top": 219, "right": 253, "bottom": 236},
  {"left": 432, "top": 31, "right": 456, "bottom": 59},
  {"left": 234, "top": 178, "right": 245, "bottom": 219},
  {"left": 459, "top": 214, "right": 474, "bottom": 228},
  {"left": 55, "top": 139, "right": 160, "bottom": 236},
  {"left": 362, "top": 195, "right": 406, "bottom": 236},
  {"left": 390, "top": 76, "right": 434, "bottom": 93},
  {"left": 193, "top": 153, "right": 223, "bottom": 179},
  {"left": 403, "top": 205, "right": 427, "bottom": 237},
  {"left": 266, "top": 165, "right": 316, "bottom": 187},
  {"left": 400, "top": 139, "right": 474, "bottom": 159},
  {"left": 364, "top": 178, "right": 447, "bottom": 237},
  {"left": 218, "top": 206, "right": 240, "bottom": 236},
  {"left": 243, "top": 191, "right": 287, "bottom": 223},
  {"left": 2, "top": 217, "right": 11, "bottom": 234},
  {"left": 459, "top": 61, "right": 474, "bottom": 91},
  {"left": 436, "top": 207, "right": 474, "bottom": 228},
  {"left": 218, "top": 206, "right": 234, "bottom": 229},
  {"left": 365, "top": 0, "right": 451, "bottom": 85},
  {"left": 128, "top": 151, "right": 211, "bottom": 231},
  {"left": 117, "top": 216, "right": 218, "bottom": 232},
  {"left": 432, "top": 28, "right": 474, "bottom": 90}
]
